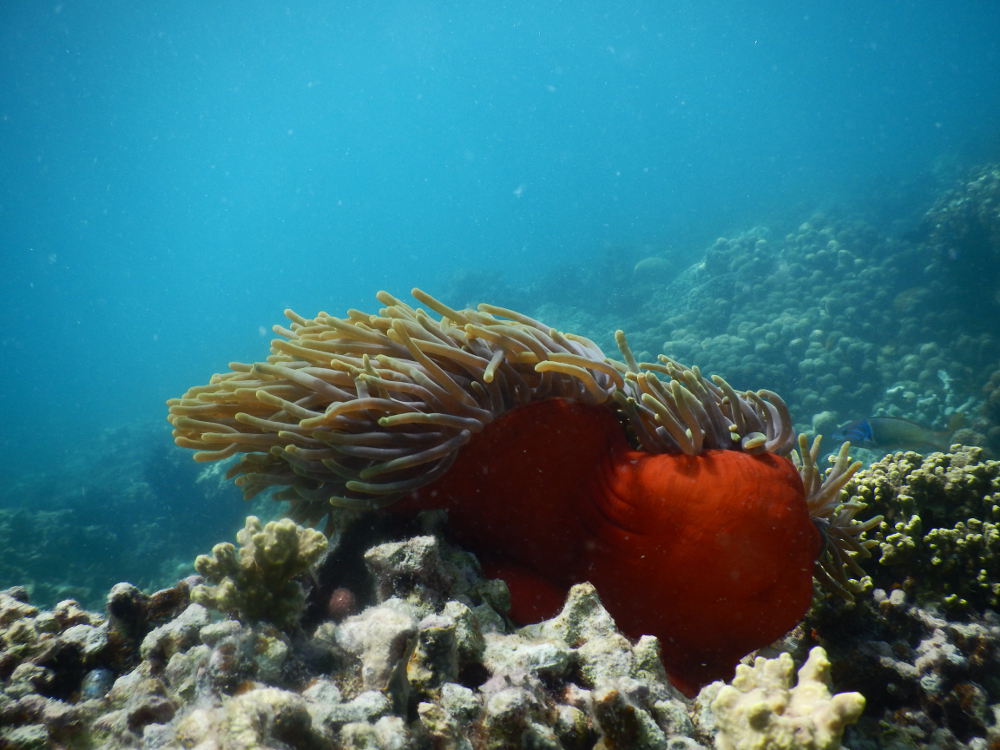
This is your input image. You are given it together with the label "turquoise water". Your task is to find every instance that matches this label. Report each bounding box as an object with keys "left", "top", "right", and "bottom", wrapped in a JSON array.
[{"left": 1, "top": 1, "right": 998, "bottom": 604}]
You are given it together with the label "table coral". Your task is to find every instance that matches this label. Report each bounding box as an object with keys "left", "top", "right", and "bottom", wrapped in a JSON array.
[
  {"left": 192, "top": 515, "right": 327, "bottom": 627},
  {"left": 845, "top": 445, "right": 1000, "bottom": 612},
  {"left": 708, "top": 647, "right": 864, "bottom": 750}
]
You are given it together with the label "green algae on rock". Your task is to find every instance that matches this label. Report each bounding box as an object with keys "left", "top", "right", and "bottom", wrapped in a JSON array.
[{"left": 192, "top": 515, "right": 327, "bottom": 627}]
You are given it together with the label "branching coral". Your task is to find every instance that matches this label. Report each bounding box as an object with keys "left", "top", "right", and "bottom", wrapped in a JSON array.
[
  {"left": 192, "top": 516, "right": 327, "bottom": 627},
  {"left": 710, "top": 646, "right": 865, "bottom": 750},
  {"left": 845, "top": 445, "right": 1000, "bottom": 612}
]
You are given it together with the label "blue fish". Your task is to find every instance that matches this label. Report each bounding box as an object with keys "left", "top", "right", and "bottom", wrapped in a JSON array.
[{"left": 831, "top": 416, "right": 958, "bottom": 453}]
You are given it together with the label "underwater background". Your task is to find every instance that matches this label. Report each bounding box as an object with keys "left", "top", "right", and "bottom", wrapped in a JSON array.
[
  {"left": 2, "top": 2, "right": 1000, "bottom": 740},
  {"left": 3, "top": 2, "right": 1000, "bottom": 748},
  {"left": 3, "top": 0, "right": 999, "bottom": 607}
]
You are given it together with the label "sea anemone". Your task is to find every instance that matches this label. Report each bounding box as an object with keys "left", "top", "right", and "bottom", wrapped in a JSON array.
[{"left": 168, "top": 289, "right": 870, "bottom": 694}]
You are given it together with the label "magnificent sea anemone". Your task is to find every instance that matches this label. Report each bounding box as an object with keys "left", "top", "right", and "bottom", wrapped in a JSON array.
[{"left": 168, "top": 289, "right": 874, "bottom": 695}]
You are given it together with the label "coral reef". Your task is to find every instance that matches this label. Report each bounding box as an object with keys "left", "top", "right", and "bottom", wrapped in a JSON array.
[
  {"left": 806, "top": 587, "right": 1000, "bottom": 748},
  {"left": 192, "top": 515, "right": 328, "bottom": 627},
  {"left": 0, "top": 526, "right": 720, "bottom": 749},
  {"left": 919, "top": 163, "right": 1000, "bottom": 324},
  {"left": 470, "top": 169, "right": 1000, "bottom": 459},
  {"left": 845, "top": 444, "right": 1000, "bottom": 613},
  {"left": 632, "top": 219, "right": 993, "bottom": 444},
  {"left": 8, "top": 162, "right": 1000, "bottom": 747},
  {"left": 3, "top": 445, "right": 999, "bottom": 747},
  {"left": 700, "top": 647, "right": 864, "bottom": 750}
]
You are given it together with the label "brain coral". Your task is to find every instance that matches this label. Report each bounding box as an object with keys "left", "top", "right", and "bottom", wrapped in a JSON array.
[{"left": 845, "top": 445, "right": 1000, "bottom": 612}]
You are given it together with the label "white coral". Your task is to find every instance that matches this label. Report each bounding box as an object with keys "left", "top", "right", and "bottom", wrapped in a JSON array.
[{"left": 711, "top": 646, "right": 864, "bottom": 750}]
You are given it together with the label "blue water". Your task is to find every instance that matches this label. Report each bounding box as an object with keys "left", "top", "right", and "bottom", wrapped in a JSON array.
[{"left": 1, "top": 3, "right": 998, "bottom": 479}]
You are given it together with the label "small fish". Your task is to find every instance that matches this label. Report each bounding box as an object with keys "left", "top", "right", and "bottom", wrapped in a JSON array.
[{"left": 831, "top": 416, "right": 959, "bottom": 453}]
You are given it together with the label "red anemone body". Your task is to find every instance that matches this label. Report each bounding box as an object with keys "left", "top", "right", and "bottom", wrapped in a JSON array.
[{"left": 400, "top": 397, "right": 821, "bottom": 695}]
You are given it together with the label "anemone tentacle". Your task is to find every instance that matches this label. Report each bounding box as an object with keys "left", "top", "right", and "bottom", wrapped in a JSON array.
[
  {"left": 168, "top": 289, "right": 873, "bottom": 591},
  {"left": 794, "top": 434, "right": 882, "bottom": 597}
]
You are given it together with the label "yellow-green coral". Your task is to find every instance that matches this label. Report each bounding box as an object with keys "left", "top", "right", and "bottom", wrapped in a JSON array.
[
  {"left": 711, "top": 647, "right": 864, "bottom": 750},
  {"left": 192, "top": 516, "right": 327, "bottom": 626},
  {"left": 844, "top": 445, "right": 1000, "bottom": 612}
]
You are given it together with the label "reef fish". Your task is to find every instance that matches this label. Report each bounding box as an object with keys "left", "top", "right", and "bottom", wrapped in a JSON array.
[{"left": 832, "top": 416, "right": 955, "bottom": 453}]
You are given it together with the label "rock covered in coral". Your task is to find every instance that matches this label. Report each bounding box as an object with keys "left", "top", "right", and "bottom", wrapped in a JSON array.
[
  {"left": 8, "top": 440, "right": 1000, "bottom": 748},
  {"left": 13, "top": 478, "right": 995, "bottom": 748},
  {"left": 192, "top": 515, "right": 328, "bottom": 627},
  {"left": 0, "top": 579, "right": 193, "bottom": 749},
  {"left": 846, "top": 444, "right": 1000, "bottom": 612},
  {"left": 699, "top": 646, "right": 863, "bottom": 750},
  {"left": 788, "top": 440, "right": 1000, "bottom": 749},
  {"left": 1, "top": 527, "right": 723, "bottom": 749},
  {"left": 311, "top": 532, "right": 704, "bottom": 748},
  {"left": 805, "top": 586, "right": 1000, "bottom": 749}
]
